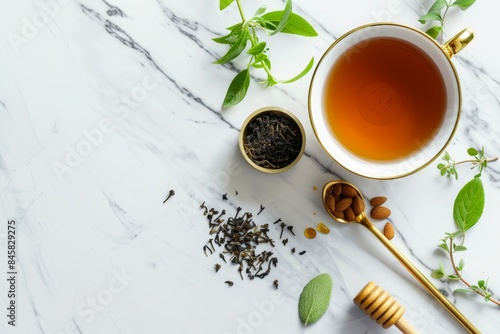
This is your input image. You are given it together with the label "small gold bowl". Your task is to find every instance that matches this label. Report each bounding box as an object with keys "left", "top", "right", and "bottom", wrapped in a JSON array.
[{"left": 239, "top": 106, "right": 306, "bottom": 173}]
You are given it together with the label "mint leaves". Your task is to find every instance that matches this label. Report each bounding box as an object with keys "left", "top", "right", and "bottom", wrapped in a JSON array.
[
  {"left": 298, "top": 273, "right": 333, "bottom": 325},
  {"left": 214, "top": 0, "right": 317, "bottom": 108},
  {"left": 419, "top": 0, "right": 476, "bottom": 40}
]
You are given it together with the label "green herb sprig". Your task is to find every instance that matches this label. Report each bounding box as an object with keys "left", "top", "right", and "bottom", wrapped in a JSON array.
[
  {"left": 419, "top": 0, "right": 476, "bottom": 41},
  {"left": 437, "top": 147, "right": 498, "bottom": 180},
  {"left": 214, "top": 0, "right": 317, "bottom": 108},
  {"left": 432, "top": 148, "right": 500, "bottom": 306}
]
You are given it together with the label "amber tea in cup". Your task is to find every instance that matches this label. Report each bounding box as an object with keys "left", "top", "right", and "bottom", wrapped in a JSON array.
[
  {"left": 309, "top": 23, "right": 474, "bottom": 179},
  {"left": 325, "top": 36, "right": 446, "bottom": 161}
]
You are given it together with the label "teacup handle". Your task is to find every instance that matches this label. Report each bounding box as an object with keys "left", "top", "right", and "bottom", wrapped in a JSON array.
[{"left": 442, "top": 28, "right": 474, "bottom": 58}]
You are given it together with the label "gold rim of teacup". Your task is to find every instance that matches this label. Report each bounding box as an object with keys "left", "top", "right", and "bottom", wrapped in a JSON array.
[{"left": 308, "top": 22, "right": 471, "bottom": 180}]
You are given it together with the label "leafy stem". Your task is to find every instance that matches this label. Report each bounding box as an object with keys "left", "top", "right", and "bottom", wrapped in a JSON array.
[
  {"left": 437, "top": 147, "right": 498, "bottom": 180},
  {"left": 432, "top": 153, "right": 500, "bottom": 306},
  {"left": 419, "top": 0, "right": 476, "bottom": 41},
  {"left": 213, "top": 0, "right": 317, "bottom": 108},
  {"left": 434, "top": 235, "right": 500, "bottom": 306}
]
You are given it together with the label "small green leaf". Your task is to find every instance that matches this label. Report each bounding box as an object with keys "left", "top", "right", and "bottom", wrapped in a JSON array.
[
  {"left": 247, "top": 42, "right": 266, "bottom": 56},
  {"left": 253, "top": 5, "right": 267, "bottom": 17},
  {"left": 426, "top": 25, "right": 443, "bottom": 39},
  {"left": 428, "top": 0, "right": 447, "bottom": 13},
  {"left": 251, "top": 53, "right": 269, "bottom": 68},
  {"left": 467, "top": 147, "right": 479, "bottom": 156},
  {"left": 279, "top": 57, "right": 315, "bottom": 84},
  {"left": 478, "top": 279, "right": 485, "bottom": 288},
  {"left": 451, "top": 0, "right": 476, "bottom": 10},
  {"left": 212, "top": 30, "right": 241, "bottom": 45},
  {"left": 213, "top": 29, "right": 248, "bottom": 64},
  {"left": 261, "top": 12, "right": 318, "bottom": 37},
  {"left": 447, "top": 274, "right": 460, "bottom": 280},
  {"left": 222, "top": 69, "right": 250, "bottom": 108},
  {"left": 453, "top": 245, "right": 467, "bottom": 252},
  {"left": 298, "top": 273, "right": 333, "bottom": 326},
  {"left": 453, "top": 177, "right": 485, "bottom": 232},
  {"left": 219, "top": 0, "right": 235, "bottom": 10},
  {"left": 437, "top": 242, "right": 449, "bottom": 252},
  {"left": 419, "top": 12, "right": 443, "bottom": 24},
  {"left": 431, "top": 269, "right": 444, "bottom": 279},
  {"left": 225, "top": 22, "right": 243, "bottom": 31},
  {"left": 457, "top": 258, "right": 465, "bottom": 271},
  {"left": 270, "top": 0, "right": 293, "bottom": 36},
  {"left": 454, "top": 288, "right": 472, "bottom": 294}
]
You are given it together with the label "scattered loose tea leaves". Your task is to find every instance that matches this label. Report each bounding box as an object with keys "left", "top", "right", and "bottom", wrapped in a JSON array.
[
  {"left": 225, "top": 280, "right": 234, "bottom": 287},
  {"left": 201, "top": 198, "right": 295, "bottom": 282},
  {"left": 243, "top": 112, "right": 303, "bottom": 170},
  {"left": 274, "top": 280, "right": 279, "bottom": 289},
  {"left": 162, "top": 189, "right": 175, "bottom": 203},
  {"left": 215, "top": 263, "right": 221, "bottom": 272}
]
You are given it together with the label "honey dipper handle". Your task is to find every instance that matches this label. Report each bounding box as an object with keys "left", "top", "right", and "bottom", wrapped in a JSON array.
[
  {"left": 395, "top": 317, "right": 419, "bottom": 334},
  {"left": 359, "top": 217, "right": 480, "bottom": 334}
]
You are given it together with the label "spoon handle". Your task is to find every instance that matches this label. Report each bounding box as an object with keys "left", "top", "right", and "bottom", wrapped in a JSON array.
[{"left": 360, "top": 217, "right": 480, "bottom": 334}]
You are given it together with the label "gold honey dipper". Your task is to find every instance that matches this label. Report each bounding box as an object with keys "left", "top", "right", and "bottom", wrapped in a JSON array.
[
  {"left": 354, "top": 281, "right": 418, "bottom": 334},
  {"left": 322, "top": 180, "right": 480, "bottom": 334}
]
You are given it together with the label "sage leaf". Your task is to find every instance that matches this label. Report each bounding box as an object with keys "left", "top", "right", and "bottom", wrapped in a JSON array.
[
  {"left": 261, "top": 12, "right": 318, "bottom": 37},
  {"left": 298, "top": 273, "right": 333, "bottom": 326},
  {"left": 453, "top": 177, "right": 485, "bottom": 232},
  {"left": 222, "top": 69, "right": 250, "bottom": 108},
  {"left": 220, "top": 0, "right": 235, "bottom": 10}
]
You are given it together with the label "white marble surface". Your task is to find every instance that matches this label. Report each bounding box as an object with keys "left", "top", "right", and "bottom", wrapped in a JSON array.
[{"left": 1, "top": 0, "right": 500, "bottom": 333}]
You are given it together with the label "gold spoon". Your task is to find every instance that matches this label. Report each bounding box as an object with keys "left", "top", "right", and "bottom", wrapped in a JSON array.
[{"left": 322, "top": 180, "right": 480, "bottom": 334}]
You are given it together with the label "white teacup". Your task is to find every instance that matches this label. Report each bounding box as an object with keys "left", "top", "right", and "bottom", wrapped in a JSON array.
[{"left": 309, "top": 23, "right": 473, "bottom": 179}]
